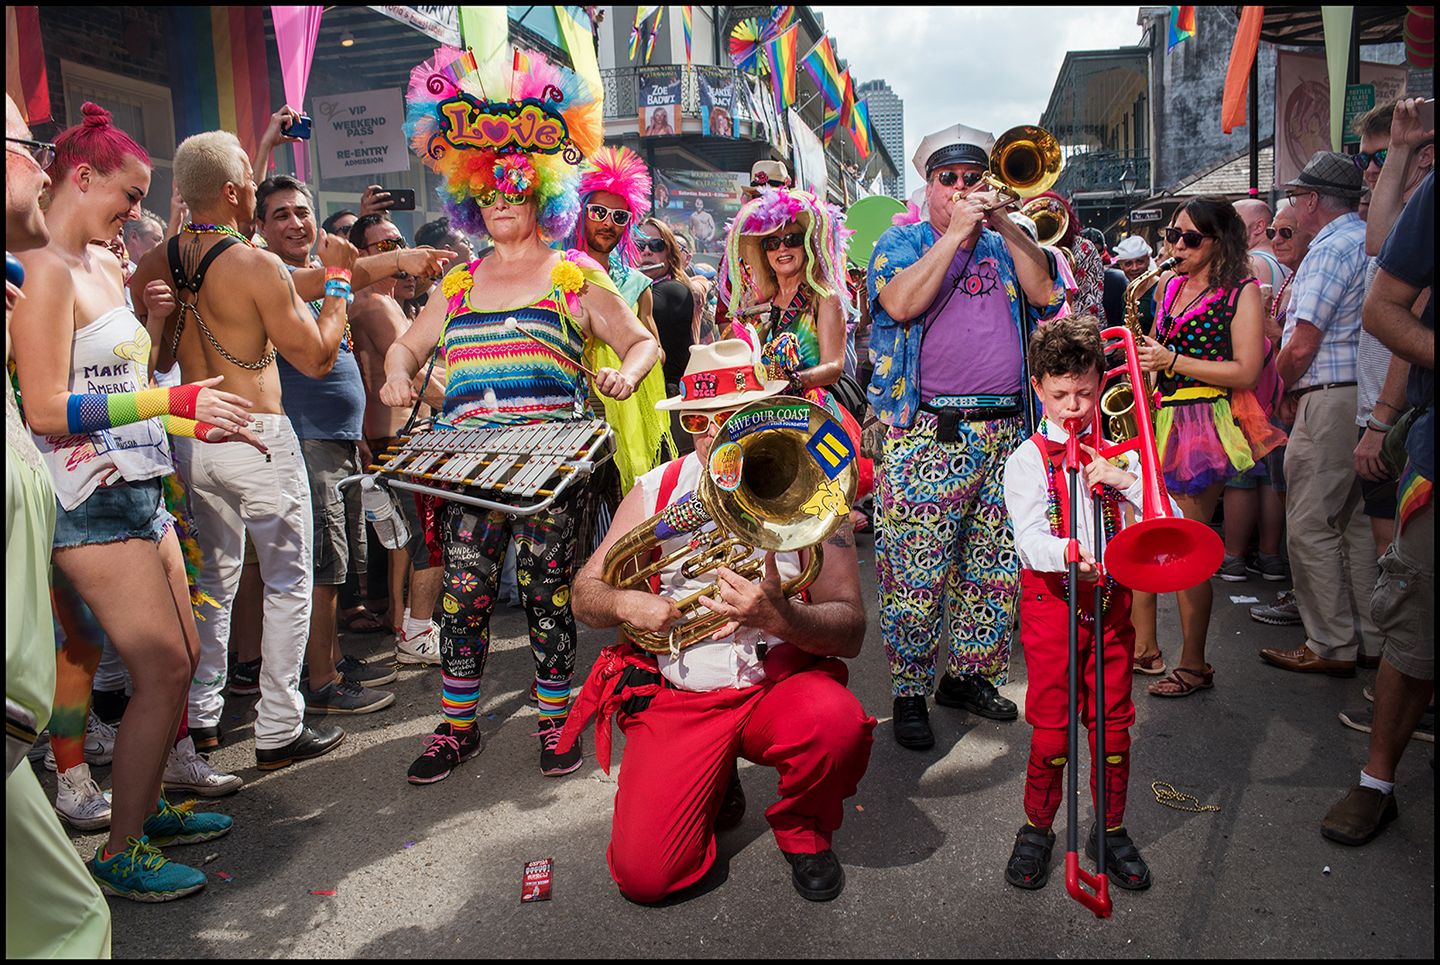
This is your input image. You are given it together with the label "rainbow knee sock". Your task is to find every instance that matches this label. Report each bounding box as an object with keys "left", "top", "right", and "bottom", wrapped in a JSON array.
[
  {"left": 441, "top": 675, "right": 480, "bottom": 730},
  {"left": 535, "top": 676, "right": 571, "bottom": 730}
]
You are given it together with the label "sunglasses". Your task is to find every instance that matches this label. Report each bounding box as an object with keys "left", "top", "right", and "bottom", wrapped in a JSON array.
[
  {"left": 477, "top": 188, "right": 530, "bottom": 207},
  {"left": 369, "top": 237, "right": 406, "bottom": 253},
  {"left": 936, "top": 170, "right": 984, "bottom": 188},
  {"left": 679, "top": 409, "right": 737, "bottom": 434},
  {"left": 1164, "top": 227, "right": 1213, "bottom": 248},
  {"left": 1352, "top": 148, "right": 1388, "bottom": 171},
  {"left": 1264, "top": 225, "right": 1295, "bottom": 241},
  {"left": 5, "top": 136, "right": 55, "bottom": 171},
  {"left": 332, "top": 224, "right": 354, "bottom": 237},
  {"left": 762, "top": 231, "right": 806, "bottom": 252},
  {"left": 586, "top": 203, "right": 632, "bottom": 226},
  {"left": 636, "top": 237, "right": 668, "bottom": 253}
]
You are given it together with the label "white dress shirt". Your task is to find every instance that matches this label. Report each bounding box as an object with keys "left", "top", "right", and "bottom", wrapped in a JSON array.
[{"left": 1003, "top": 420, "right": 1153, "bottom": 573}]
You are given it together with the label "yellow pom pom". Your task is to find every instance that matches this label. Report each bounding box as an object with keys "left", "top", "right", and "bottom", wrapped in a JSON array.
[
  {"left": 442, "top": 268, "right": 474, "bottom": 300},
  {"left": 551, "top": 259, "right": 586, "bottom": 294}
]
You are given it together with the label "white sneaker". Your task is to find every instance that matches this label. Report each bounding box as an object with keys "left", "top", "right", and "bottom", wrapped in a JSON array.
[
  {"left": 43, "top": 711, "right": 117, "bottom": 771},
  {"left": 163, "top": 736, "right": 243, "bottom": 798},
  {"left": 396, "top": 623, "right": 442, "bottom": 666},
  {"left": 54, "top": 762, "right": 113, "bottom": 831}
]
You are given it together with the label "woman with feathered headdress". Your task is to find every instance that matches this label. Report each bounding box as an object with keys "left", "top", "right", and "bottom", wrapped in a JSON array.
[{"left": 383, "top": 48, "right": 659, "bottom": 785}]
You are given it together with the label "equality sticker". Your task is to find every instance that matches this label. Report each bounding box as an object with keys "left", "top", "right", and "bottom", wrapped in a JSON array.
[
  {"left": 805, "top": 423, "right": 854, "bottom": 479},
  {"left": 726, "top": 404, "right": 810, "bottom": 440},
  {"left": 708, "top": 442, "right": 744, "bottom": 491}
]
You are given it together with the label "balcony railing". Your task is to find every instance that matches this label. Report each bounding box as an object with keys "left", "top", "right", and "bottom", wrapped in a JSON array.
[
  {"left": 601, "top": 65, "right": 763, "bottom": 129},
  {"left": 1054, "top": 151, "right": 1150, "bottom": 197}
]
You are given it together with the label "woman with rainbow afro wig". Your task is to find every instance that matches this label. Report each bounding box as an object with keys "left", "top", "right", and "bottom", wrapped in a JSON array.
[{"left": 385, "top": 47, "right": 661, "bottom": 786}]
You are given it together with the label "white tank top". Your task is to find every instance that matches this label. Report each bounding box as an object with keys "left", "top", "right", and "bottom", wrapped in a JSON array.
[{"left": 35, "top": 306, "right": 172, "bottom": 511}]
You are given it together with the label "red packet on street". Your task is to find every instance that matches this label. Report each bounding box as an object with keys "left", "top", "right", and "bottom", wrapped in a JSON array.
[{"left": 521, "top": 858, "right": 553, "bottom": 902}]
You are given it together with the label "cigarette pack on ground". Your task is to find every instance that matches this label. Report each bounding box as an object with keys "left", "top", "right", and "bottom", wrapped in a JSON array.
[{"left": 521, "top": 858, "right": 553, "bottom": 902}]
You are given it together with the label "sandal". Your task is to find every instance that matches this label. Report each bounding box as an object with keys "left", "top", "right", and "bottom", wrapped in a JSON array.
[
  {"left": 1132, "top": 650, "right": 1167, "bottom": 675},
  {"left": 1148, "top": 665, "right": 1214, "bottom": 698},
  {"left": 339, "top": 606, "right": 388, "bottom": 634}
]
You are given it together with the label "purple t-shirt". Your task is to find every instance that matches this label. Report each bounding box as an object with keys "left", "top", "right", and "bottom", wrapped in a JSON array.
[{"left": 918, "top": 245, "right": 1023, "bottom": 400}]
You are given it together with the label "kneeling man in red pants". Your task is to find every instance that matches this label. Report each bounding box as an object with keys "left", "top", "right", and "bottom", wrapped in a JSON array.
[{"left": 560, "top": 339, "right": 875, "bottom": 903}]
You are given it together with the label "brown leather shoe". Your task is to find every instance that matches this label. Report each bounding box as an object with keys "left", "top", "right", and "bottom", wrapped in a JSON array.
[
  {"left": 1259, "top": 645, "right": 1356, "bottom": 677},
  {"left": 1321, "top": 785, "right": 1398, "bottom": 845}
]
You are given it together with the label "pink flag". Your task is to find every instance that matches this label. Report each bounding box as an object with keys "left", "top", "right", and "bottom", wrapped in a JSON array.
[{"left": 270, "top": 6, "right": 323, "bottom": 182}]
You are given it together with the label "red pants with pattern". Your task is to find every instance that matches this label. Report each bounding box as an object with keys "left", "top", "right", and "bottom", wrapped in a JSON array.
[
  {"left": 1018, "top": 569, "right": 1136, "bottom": 830},
  {"left": 607, "top": 656, "right": 875, "bottom": 904}
]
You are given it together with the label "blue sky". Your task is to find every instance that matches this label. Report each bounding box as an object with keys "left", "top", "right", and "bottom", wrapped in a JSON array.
[{"left": 815, "top": 6, "right": 1147, "bottom": 196}]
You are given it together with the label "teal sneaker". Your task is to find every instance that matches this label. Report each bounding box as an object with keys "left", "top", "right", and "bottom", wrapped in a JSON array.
[
  {"left": 142, "top": 797, "right": 233, "bottom": 847},
  {"left": 89, "top": 836, "right": 206, "bottom": 902}
]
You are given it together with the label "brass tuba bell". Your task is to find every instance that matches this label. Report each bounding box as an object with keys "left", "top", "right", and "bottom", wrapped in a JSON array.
[
  {"left": 1019, "top": 195, "right": 1070, "bottom": 249},
  {"left": 970, "top": 125, "right": 1064, "bottom": 210},
  {"left": 601, "top": 397, "right": 858, "bottom": 655}
]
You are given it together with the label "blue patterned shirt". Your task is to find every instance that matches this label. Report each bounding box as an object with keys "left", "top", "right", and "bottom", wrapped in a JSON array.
[
  {"left": 1283, "top": 212, "right": 1368, "bottom": 389},
  {"left": 864, "top": 221, "right": 1065, "bottom": 428}
]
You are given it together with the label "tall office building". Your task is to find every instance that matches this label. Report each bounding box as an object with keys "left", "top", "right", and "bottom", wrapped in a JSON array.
[{"left": 857, "top": 78, "right": 904, "bottom": 200}]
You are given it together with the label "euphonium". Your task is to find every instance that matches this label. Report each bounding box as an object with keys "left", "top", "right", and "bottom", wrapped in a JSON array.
[
  {"left": 601, "top": 397, "right": 858, "bottom": 655},
  {"left": 1100, "top": 256, "right": 1177, "bottom": 442}
]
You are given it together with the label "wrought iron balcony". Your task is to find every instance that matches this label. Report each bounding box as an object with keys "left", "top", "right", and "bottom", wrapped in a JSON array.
[
  {"left": 1054, "top": 151, "right": 1151, "bottom": 198},
  {"left": 600, "top": 65, "right": 763, "bottom": 126}
]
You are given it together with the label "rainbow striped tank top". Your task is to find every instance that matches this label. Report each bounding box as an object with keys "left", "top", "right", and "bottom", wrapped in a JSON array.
[{"left": 440, "top": 278, "right": 586, "bottom": 429}]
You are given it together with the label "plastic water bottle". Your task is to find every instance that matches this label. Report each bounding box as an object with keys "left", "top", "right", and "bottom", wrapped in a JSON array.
[{"left": 360, "top": 476, "right": 410, "bottom": 550}]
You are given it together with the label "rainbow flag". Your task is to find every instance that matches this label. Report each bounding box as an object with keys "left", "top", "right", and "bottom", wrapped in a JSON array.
[
  {"left": 821, "top": 107, "right": 841, "bottom": 145},
  {"left": 838, "top": 69, "right": 856, "bottom": 130},
  {"left": 849, "top": 98, "right": 872, "bottom": 158},
  {"left": 799, "top": 35, "right": 844, "bottom": 113},
  {"left": 682, "top": 5, "right": 693, "bottom": 65},
  {"left": 764, "top": 22, "right": 800, "bottom": 111},
  {"left": 164, "top": 7, "right": 271, "bottom": 160},
  {"left": 1168, "top": 5, "right": 1197, "bottom": 52},
  {"left": 630, "top": 6, "right": 658, "bottom": 62},
  {"left": 764, "top": 5, "right": 796, "bottom": 40},
  {"left": 644, "top": 7, "right": 665, "bottom": 64},
  {"left": 1397, "top": 461, "right": 1434, "bottom": 534},
  {"left": 5, "top": 6, "right": 50, "bottom": 124}
]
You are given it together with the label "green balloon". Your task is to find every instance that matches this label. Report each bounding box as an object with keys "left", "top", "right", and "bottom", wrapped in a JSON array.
[{"left": 844, "top": 195, "right": 907, "bottom": 268}]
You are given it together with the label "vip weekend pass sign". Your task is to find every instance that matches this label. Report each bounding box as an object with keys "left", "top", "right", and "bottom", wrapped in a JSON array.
[{"left": 313, "top": 88, "right": 412, "bottom": 180}]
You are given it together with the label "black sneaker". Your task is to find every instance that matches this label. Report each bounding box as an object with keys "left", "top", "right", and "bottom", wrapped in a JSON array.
[
  {"left": 538, "top": 720, "right": 583, "bottom": 776},
  {"left": 407, "top": 722, "right": 483, "bottom": 785},
  {"left": 1005, "top": 823, "right": 1056, "bottom": 890},
  {"left": 935, "top": 673, "right": 1019, "bottom": 721},
  {"left": 892, "top": 696, "right": 934, "bottom": 750},
  {"left": 715, "top": 764, "right": 746, "bottom": 832},
  {"left": 255, "top": 723, "right": 346, "bottom": 770},
  {"left": 782, "top": 849, "right": 845, "bottom": 901},
  {"left": 91, "top": 688, "right": 130, "bottom": 724},
  {"left": 336, "top": 654, "right": 399, "bottom": 688},
  {"left": 1088, "top": 825, "right": 1152, "bottom": 890},
  {"left": 301, "top": 676, "right": 396, "bottom": 715},
  {"left": 227, "top": 659, "right": 261, "bottom": 697},
  {"left": 189, "top": 725, "right": 222, "bottom": 753}
]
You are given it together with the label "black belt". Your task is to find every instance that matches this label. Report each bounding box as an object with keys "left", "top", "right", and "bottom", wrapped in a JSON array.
[
  {"left": 919, "top": 401, "right": 1023, "bottom": 421},
  {"left": 1292, "top": 380, "right": 1357, "bottom": 399}
]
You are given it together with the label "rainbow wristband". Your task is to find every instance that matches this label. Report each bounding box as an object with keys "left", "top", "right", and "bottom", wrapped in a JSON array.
[
  {"left": 67, "top": 384, "right": 201, "bottom": 434},
  {"left": 324, "top": 266, "right": 352, "bottom": 283}
]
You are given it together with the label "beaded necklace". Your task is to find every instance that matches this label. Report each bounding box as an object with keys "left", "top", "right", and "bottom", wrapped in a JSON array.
[
  {"left": 1269, "top": 273, "right": 1295, "bottom": 326},
  {"left": 1039, "top": 419, "right": 1121, "bottom": 623},
  {"left": 182, "top": 222, "right": 254, "bottom": 246}
]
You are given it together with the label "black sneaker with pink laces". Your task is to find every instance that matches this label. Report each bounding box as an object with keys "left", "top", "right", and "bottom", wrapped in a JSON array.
[
  {"left": 407, "top": 722, "right": 483, "bottom": 785},
  {"left": 537, "top": 719, "right": 583, "bottom": 776}
]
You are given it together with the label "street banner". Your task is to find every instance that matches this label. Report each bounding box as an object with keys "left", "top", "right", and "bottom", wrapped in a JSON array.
[
  {"left": 788, "top": 107, "right": 827, "bottom": 197},
  {"left": 313, "top": 88, "right": 411, "bottom": 180},
  {"left": 368, "top": 5, "right": 461, "bottom": 47},
  {"left": 699, "top": 67, "right": 738, "bottom": 138},
  {"left": 1274, "top": 50, "right": 1407, "bottom": 187},
  {"left": 652, "top": 168, "right": 749, "bottom": 261},
  {"left": 638, "top": 65, "right": 683, "bottom": 138}
]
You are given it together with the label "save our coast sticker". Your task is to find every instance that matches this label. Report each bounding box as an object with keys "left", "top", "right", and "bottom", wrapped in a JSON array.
[{"left": 726, "top": 404, "right": 809, "bottom": 439}]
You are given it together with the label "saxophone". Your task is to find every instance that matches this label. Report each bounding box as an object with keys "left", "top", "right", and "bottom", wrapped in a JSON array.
[{"left": 1099, "top": 256, "right": 1176, "bottom": 441}]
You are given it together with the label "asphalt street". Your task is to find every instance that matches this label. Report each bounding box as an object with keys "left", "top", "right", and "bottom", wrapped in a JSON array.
[{"left": 47, "top": 534, "right": 1435, "bottom": 958}]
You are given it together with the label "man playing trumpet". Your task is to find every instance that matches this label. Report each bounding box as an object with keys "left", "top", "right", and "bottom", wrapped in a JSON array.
[{"left": 560, "top": 339, "right": 875, "bottom": 903}]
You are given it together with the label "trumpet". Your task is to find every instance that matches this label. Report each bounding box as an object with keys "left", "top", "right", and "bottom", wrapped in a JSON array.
[
  {"left": 1099, "top": 257, "right": 1176, "bottom": 441},
  {"left": 951, "top": 125, "right": 1063, "bottom": 212},
  {"left": 601, "top": 397, "right": 858, "bottom": 654}
]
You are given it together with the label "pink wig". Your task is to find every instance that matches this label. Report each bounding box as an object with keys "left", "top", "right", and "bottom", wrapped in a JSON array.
[
  {"left": 51, "top": 102, "right": 150, "bottom": 184},
  {"left": 571, "top": 146, "right": 652, "bottom": 265}
]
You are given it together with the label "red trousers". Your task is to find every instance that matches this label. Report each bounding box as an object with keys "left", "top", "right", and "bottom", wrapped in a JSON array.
[
  {"left": 1018, "top": 569, "right": 1136, "bottom": 830},
  {"left": 607, "top": 657, "right": 876, "bottom": 904}
]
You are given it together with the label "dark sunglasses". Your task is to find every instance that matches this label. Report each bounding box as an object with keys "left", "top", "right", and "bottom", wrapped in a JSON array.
[
  {"left": 369, "top": 237, "right": 406, "bottom": 253},
  {"left": 762, "top": 231, "right": 806, "bottom": 252},
  {"left": 936, "top": 170, "right": 984, "bottom": 188},
  {"left": 637, "top": 237, "right": 668, "bottom": 253},
  {"left": 586, "top": 203, "right": 632, "bottom": 226},
  {"left": 477, "top": 188, "right": 530, "bottom": 207},
  {"left": 1352, "top": 148, "right": 1387, "bottom": 171},
  {"left": 5, "top": 136, "right": 55, "bottom": 170},
  {"left": 332, "top": 224, "right": 354, "bottom": 237},
  {"left": 1164, "top": 227, "right": 1213, "bottom": 248},
  {"left": 1264, "top": 225, "right": 1295, "bottom": 241},
  {"left": 679, "top": 409, "right": 737, "bottom": 434}
]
